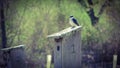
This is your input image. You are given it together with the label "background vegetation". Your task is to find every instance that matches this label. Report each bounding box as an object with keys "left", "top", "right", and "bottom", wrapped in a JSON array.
[{"left": 0, "top": 0, "right": 120, "bottom": 68}]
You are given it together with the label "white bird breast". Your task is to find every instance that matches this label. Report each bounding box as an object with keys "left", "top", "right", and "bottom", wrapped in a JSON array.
[{"left": 69, "top": 18, "right": 77, "bottom": 26}]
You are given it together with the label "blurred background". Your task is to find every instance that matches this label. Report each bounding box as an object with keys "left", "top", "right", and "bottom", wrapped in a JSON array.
[{"left": 0, "top": 0, "right": 120, "bottom": 68}]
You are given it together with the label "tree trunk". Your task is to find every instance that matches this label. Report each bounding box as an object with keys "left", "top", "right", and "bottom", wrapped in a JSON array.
[{"left": 0, "top": 0, "right": 7, "bottom": 48}]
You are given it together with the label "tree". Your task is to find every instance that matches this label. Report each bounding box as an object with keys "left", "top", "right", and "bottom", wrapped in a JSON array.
[
  {"left": 0, "top": 0, "right": 7, "bottom": 48},
  {"left": 78, "top": 0, "right": 110, "bottom": 26}
]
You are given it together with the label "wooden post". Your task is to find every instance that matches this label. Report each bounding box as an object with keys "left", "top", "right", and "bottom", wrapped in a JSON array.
[
  {"left": 0, "top": 45, "right": 26, "bottom": 68},
  {"left": 46, "top": 54, "right": 52, "bottom": 68},
  {"left": 113, "top": 54, "right": 117, "bottom": 68},
  {"left": 47, "top": 26, "right": 82, "bottom": 68}
]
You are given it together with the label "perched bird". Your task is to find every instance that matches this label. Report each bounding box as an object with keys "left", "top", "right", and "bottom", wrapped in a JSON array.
[{"left": 69, "top": 16, "right": 79, "bottom": 27}]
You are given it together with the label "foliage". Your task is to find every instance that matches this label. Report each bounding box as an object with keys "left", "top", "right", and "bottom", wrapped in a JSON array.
[{"left": 1, "top": 0, "right": 120, "bottom": 67}]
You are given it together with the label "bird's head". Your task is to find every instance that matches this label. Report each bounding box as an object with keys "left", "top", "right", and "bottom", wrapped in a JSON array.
[
  {"left": 70, "top": 16, "right": 74, "bottom": 19},
  {"left": 70, "top": 15, "right": 73, "bottom": 18}
]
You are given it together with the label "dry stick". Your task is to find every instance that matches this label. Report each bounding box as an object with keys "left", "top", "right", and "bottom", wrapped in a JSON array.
[
  {"left": 46, "top": 55, "right": 52, "bottom": 68},
  {"left": 113, "top": 55, "right": 117, "bottom": 68}
]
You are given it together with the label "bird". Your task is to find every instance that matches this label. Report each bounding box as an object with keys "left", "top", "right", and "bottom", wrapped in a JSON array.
[{"left": 69, "top": 16, "right": 79, "bottom": 28}]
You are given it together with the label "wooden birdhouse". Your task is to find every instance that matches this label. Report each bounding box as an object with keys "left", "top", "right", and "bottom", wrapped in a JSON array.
[
  {"left": 47, "top": 26, "right": 82, "bottom": 68},
  {"left": 0, "top": 45, "right": 26, "bottom": 68}
]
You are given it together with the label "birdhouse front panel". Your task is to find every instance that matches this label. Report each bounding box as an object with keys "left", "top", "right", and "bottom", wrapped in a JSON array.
[
  {"left": 61, "top": 30, "right": 81, "bottom": 68},
  {"left": 54, "top": 38, "right": 62, "bottom": 68}
]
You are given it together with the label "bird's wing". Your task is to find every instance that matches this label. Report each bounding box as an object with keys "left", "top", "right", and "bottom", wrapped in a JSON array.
[{"left": 72, "top": 18, "right": 79, "bottom": 26}]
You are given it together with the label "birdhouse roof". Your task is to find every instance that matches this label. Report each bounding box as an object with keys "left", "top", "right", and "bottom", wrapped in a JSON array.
[
  {"left": 1, "top": 45, "right": 25, "bottom": 51},
  {"left": 47, "top": 26, "right": 82, "bottom": 38}
]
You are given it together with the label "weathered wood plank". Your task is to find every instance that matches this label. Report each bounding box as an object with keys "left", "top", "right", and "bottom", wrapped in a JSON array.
[
  {"left": 47, "top": 26, "right": 82, "bottom": 38},
  {"left": 62, "top": 29, "right": 81, "bottom": 68},
  {"left": 1, "top": 45, "right": 24, "bottom": 51},
  {"left": 54, "top": 39, "right": 62, "bottom": 68}
]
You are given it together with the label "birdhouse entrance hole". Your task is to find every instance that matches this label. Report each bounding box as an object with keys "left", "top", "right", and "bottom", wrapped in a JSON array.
[{"left": 57, "top": 46, "right": 60, "bottom": 51}]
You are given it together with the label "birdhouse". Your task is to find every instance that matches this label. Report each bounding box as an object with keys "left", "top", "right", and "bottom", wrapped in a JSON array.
[
  {"left": 0, "top": 45, "right": 26, "bottom": 68},
  {"left": 47, "top": 26, "right": 82, "bottom": 68}
]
